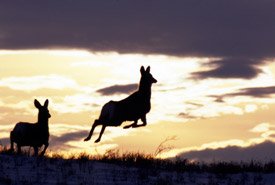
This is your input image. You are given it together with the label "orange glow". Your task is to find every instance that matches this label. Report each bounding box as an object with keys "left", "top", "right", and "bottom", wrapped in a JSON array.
[{"left": 0, "top": 50, "right": 275, "bottom": 158}]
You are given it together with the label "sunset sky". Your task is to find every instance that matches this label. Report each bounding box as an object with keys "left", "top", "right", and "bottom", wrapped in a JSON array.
[{"left": 0, "top": 1, "right": 275, "bottom": 161}]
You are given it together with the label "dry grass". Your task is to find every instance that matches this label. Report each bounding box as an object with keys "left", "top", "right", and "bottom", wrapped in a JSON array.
[
  {"left": 1, "top": 142, "right": 275, "bottom": 174},
  {"left": 1, "top": 145, "right": 275, "bottom": 185}
]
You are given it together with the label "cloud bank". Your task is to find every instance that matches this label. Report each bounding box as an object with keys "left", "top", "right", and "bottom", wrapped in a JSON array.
[
  {"left": 192, "top": 58, "right": 264, "bottom": 79},
  {"left": 214, "top": 86, "right": 275, "bottom": 102},
  {"left": 0, "top": 1, "right": 274, "bottom": 59},
  {"left": 96, "top": 84, "right": 138, "bottom": 96},
  {"left": 1, "top": 1, "right": 274, "bottom": 81},
  {"left": 177, "top": 141, "right": 275, "bottom": 162}
]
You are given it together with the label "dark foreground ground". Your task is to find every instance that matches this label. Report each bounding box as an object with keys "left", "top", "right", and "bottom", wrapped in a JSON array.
[{"left": 0, "top": 148, "right": 275, "bottom": 185}]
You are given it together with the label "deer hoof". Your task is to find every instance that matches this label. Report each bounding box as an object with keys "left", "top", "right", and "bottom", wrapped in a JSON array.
[
  {"left": 123, "top": 125, "right": 131, "bottom": 129},
  {"left": 84, "top": 137, "right": 90, "bottom": 141},
  {"left": 94, "top": 139, "right": 100, "bottom": 143}
]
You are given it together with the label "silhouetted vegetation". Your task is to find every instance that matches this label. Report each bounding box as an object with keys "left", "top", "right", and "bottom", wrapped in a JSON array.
[
  {"left": 1, "top": 146, "right": 274, "bottom": 174},
  {"left": 1, "top": 145, "right": 275, "bottom": 185}
]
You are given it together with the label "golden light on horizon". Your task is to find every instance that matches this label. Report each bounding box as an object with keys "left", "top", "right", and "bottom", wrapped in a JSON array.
[{"left": 0, "top": 49, "right": 275, "bottom": 159}]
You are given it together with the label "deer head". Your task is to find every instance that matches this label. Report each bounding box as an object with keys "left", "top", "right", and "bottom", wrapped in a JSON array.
[
  {"left": 34, "top": 99, "right": 51, "bottom": 123},
  {"left": 139, "top": 66, "right": 157, "bottom": 90}
]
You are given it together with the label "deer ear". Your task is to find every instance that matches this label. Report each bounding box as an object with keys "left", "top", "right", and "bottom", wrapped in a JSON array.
[
  {"left": 140, "top": 66, "right": 145, "bottom": 74},
  {"left": 146, "top": 66, "right": 150, "bottom": 73},
  {"left": 44, "top": 99, "right": 49, "bottom": 108},
  {"left": 34, "top": 99, "right": 42, "bottom": 109}
]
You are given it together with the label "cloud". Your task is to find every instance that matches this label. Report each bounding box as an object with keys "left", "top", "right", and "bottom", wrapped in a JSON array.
[
  {"left": 245, "top": 104, "right": 258, "bottom": 113},
  {"left": 192, "top": 58, "right": 264, "bottom": 79},
  {"left": 96, "top": 83, "right": 138, "bottom": 96},
  {"left": 0, "top": 125, "right": 14, "bottom": 146},
  {"left": 51, "top": 131, "right": 87, "bottom": 144},
  {"left": 44, "top": 123, "right": 142, "bottom": 153},
  {"left": 1, "top": 130, "right": 89, "bottom": 152},
  {"left": 0, "top": 138, "right": 9, "bottom": 146},
  {"left": 230, "top": 86, "right": 275, "bottom": 98},
  {"left": 0, "top": 75, "right": 78, "bottom": 91},
  {"left": 0, "top": 1, "right": 275, "bottom": 61},
  {"left": 215, "top": 86, "right": 275, "bottom": 102},
  {"left": 178, "top": 112, "right": 199, "bottom": 120},
  {"left": 168, "top": 122, "right": 275, "bottom": 162},
  {"left": 49, "top": 130, "right": 88, "bottom": 151},
  {"left": 176, "top": 141, "right": 275, "bottom": 162},
  {"left": 250, "top": 123, "right": 270, "bottom": 133},
  {"left": 1, "top": 1, "right": 274, "bottom": 81}
]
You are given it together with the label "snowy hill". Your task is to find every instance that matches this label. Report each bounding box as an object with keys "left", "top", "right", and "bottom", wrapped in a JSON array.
[{"left": 0, "top": 153, "right": 275, "bottom": 185}]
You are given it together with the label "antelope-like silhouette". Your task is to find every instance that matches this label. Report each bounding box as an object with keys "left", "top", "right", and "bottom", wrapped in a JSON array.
[
  {"left": 84, "top": 66, "right": 157, "bottom": 143},
  {"left": 10, "top": 99, "right": 51, "bottom": 156}
]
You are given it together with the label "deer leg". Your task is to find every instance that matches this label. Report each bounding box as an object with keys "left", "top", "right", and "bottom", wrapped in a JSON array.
[
  {"left": 95, "top": 125, "right": 106, "bottom": 143},
  {"left": 133, "top": 115, "right": 147, "bottom": 128},
  {"left": 123, "top": 120, "right": 138, "bottom": 129},
  {"left": 10, "top": 132, "right": 14, "bottom": 152},
  {"left": 141, "top": 115, "right": 147, "bottom": 126},
  {"left": 34, "top": 146, "right": 38, "bottom": 156},
  {"left": 40, "top": 143, "right": 48, "bottom": 156},
  {"left": 17, "top": 144, "right": 21, "bottom": 155},
  {"left": 10, "top": 142, "right": 14, "bottom": 152},
  {"left": 84, "top": 120, "right": 100, "bottom": 141}
]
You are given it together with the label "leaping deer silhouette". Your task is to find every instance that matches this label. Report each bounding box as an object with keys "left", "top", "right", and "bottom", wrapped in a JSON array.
[{"left": 84, "top": 66, "right": 157, "bottom": 143}]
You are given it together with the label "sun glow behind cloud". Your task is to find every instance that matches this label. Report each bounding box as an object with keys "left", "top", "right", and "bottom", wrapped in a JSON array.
[
  {"left": 0, "top": 75, "right": 79, "bottom": 91},
  {"left": 0, "top": 49, "right": 274, "bottom": 158},
  {"left": 161, "top": 121, "right": 275, "bottom": 159}
]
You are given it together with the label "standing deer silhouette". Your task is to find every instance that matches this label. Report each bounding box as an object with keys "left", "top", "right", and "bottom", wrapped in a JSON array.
[
  {"left": 84, "top": 66, "right": 157, "bottom": 143},
  {"left": 10, "top": 99, "right": 51, "bottom": 156}
]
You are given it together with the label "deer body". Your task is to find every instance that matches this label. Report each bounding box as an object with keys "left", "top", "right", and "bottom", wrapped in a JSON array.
[
  {"left": 84, "top": 66, "right": 157, "bottom": 143},
  {"left": 101, "top": 91, "right": 151, "bottom": 126},
  {"left": 10, "top": 99, "right": 51, "bottom": 156}
]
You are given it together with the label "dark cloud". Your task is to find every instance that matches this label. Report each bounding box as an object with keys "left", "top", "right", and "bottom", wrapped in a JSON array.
[
  {"left": 178, "top": 112, "right": 199, "bottom": 120},
  {"left": 49, "top": 130, "right": 89, "bottom": 151},
  {"left": 0, "top": 0, "right": 275, "bottom": 60},
  {"left": 192, "top": 58, "right": 264, "bottom": 79},
  {"left": 210, "top": 95, "right": 225, "bottom": 103},
  {"left": 178, "top": 102, "right": 204, "bottom": 119},
  {"left": 0, "top": 131, "right": 87, "bottom": 152},
  {"left": 177, "top": 141, "right": 275, "bottom": 162},
  {"left": 0, "top": 130, "right": 96, "bottom": 151},
  {"left": 0, "top": 138, "right": 10, "bottom": 146},
  {"left": 185, "top": 102, "right": 203, "bottom": 108},
  {"left": 50, "top": 131, "right": 87, "bottom": 144},
  {"left": 49, "top": 129, "right": 114, "bottom": 151},
  {"left": 214, "top": 86, "right": 275, "bottom": 102},
  {"left": 96, "top": 83, "right": 138, "bottom": 96},
  {"left": 230, "top": 86, "right": 275, "bottom": 98},
  {"left": 1, "top": 1, "right": 275, "bottom": 81}
]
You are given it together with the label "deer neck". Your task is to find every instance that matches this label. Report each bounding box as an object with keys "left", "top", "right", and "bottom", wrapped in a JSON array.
[
  {"left": 138, "top": 83, "right": 152, "bottom": 100},
  {"left": 37, "top": 116, "right": 49, "bottom": 129}
]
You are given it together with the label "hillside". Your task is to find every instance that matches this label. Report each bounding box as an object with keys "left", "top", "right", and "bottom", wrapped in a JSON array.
[{"left": 0, "top": 150, "right": 275, "bottom": 185}]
